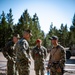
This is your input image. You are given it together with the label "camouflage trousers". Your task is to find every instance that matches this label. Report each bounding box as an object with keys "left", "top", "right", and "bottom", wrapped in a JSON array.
[
  {"left": 17, "top": 61, "right": 30, "bottom": 75},
  {"left": 7, "top": 60, "right": 17, "bottom": 75},
  {"left": 34, "top": 61, "right": 44, "bottom": 75}
]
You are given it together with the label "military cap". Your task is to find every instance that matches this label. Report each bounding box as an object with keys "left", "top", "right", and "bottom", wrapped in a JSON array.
[
  {"left": 36, "top": 39, "right": 42, "bottom": 43},
  {"left": 25, "top": 29, "right": 32, "bottom": 36},
  {"left": 13, "top": 34, "right": 20, "bottom": 39},
  {"left": 49, "top": 36, "right": 58, "bottom": 40}
]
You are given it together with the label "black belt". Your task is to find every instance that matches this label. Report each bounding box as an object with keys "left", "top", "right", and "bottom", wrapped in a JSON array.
[{"left": 52, "top": 61, "right": 59, "bottom": 64}]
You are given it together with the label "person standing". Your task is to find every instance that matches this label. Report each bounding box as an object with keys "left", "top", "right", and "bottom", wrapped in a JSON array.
[
  {"left": 31, "top": 39, "right": 47, "bottom": 75},
  {"left": 2, "top": 34, "right": 20, "bottom": 75},
  {"left": 15, "top": 30, "right": 32, "bottom": 75},
  {"left": 47, "top": 36, "right": 66, "bottom": 75}
]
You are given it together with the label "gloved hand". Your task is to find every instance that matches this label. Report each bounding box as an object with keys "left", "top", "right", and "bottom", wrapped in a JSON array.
[{"left": 56, "top": 67, "right": 61, "bottom": 72}]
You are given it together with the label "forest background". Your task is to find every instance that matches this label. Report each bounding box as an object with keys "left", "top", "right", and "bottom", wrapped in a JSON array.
[{"left": 0, "top": 9, "right": 75, "bottom": 49}]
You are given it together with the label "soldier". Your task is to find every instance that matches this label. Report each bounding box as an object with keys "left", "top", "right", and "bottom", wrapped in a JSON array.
[
  {"left": 47, "top": 36, "right": 66, "bottom": 75},
  {"left": 15, "top": 30, "right": 32, "bottom": 75},
  {"left": 2, "top": 34, "right": 20, "bottom": 75},
  {"left": 31, "top": 39, "right": 47, "bottom": 75}
]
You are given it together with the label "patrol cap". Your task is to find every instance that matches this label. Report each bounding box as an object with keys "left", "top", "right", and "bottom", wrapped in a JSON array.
[
  {"left": 49, "top": 36, "right": 58, "bottom": 40},
  {"left": 25, "top": 29, "right": 32, "bottom": 36},
  {"left": 36, "top": 39, "right": 42, "bottom": 43}
]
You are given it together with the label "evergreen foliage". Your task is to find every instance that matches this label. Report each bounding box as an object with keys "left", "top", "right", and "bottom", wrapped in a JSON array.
[{"left": 0, "top": 9, "right": 75, "bottom": 48}]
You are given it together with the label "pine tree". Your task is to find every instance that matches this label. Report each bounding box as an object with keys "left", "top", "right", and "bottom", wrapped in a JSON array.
[
  {"left": 17, "top": 9, "right": 31, "bottom": 37},
  {"left": 59, "top": 24, "right": 69, "bottom": 47},
  {"left": 31, "top": 13, "right": 45, "bottom": 45},
  {"left": 6, "top": 8, "right": 14, "bottom": 40},
  {"left": 70, "top": 13, "right": 75, "bottom": 45},
  {"left": 0, "top": 11, "right": 8, "bottom": 47}
]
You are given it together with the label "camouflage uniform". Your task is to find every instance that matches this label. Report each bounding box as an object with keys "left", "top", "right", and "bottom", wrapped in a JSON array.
[
  {"left": 15, "top": 38, "right": 30, "bottom": 75},
  {"left": 48, "top": 44, "right": 66, "bottom": 75},
  {"left": 31, "top": 45, "right": 47, "bottom": 75},
  {"left": 2, "top": 41, "right": 16, "bottom": 75}
]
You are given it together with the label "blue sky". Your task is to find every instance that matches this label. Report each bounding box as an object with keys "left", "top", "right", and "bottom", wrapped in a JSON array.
[{"left": 0, "top": 0, "right": 75, "bottom": 33}]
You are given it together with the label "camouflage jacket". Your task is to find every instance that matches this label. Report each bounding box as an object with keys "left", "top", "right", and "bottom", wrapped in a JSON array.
[
  {"left": 2, "top": 41, "right": 15, "bottom": 60},
  {"left": 15, "top": 38, "right": 30, "bottom": 63},
  {"left": 31, "top": 45, "right": 47, "bottom": 61},
  {"left": 48, "top": 44, "right": 66, "bottom": 68}
]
